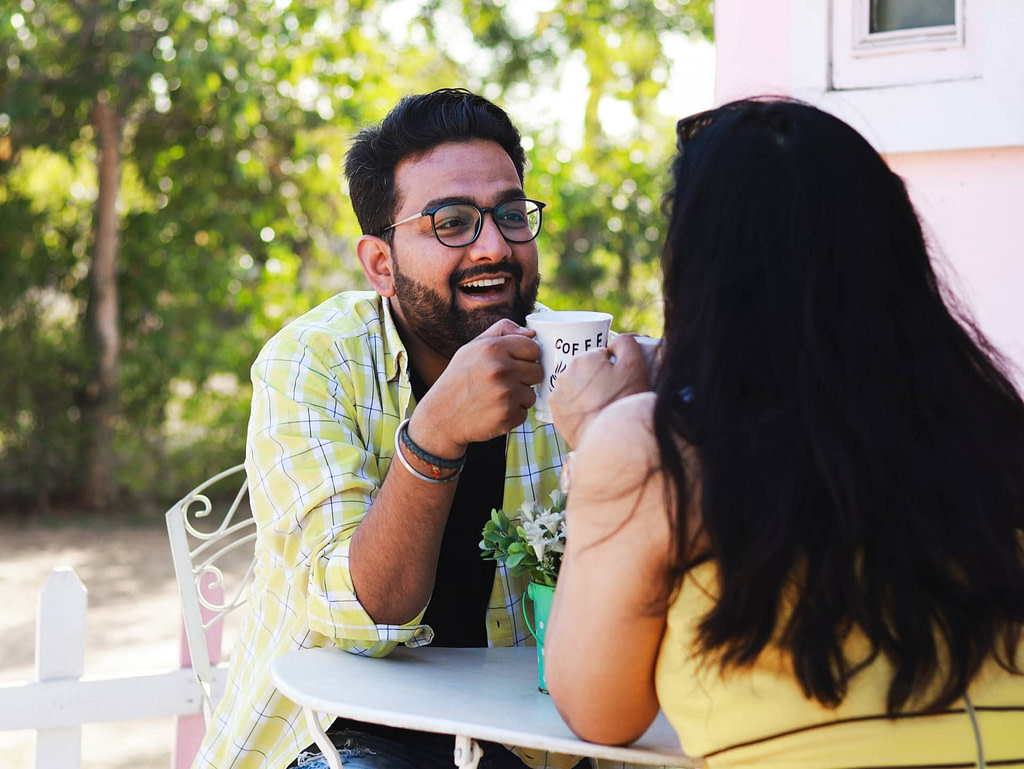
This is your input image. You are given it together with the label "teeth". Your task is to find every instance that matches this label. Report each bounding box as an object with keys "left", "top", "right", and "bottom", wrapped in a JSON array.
[{"left": 462, "top": 277, "right": 506, "bottom": 289}]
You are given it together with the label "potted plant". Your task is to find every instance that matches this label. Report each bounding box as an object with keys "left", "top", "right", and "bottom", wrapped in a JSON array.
[{"left": 479, "top": 489, "right": 566, "bottom": 692}]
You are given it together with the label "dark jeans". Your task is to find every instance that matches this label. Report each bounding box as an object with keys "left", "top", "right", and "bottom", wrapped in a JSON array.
[{"left": 287, "top": 720, "right": 560, "bottom": 769}]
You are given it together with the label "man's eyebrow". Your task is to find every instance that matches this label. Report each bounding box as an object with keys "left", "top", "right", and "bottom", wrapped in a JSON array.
[{"left": 419, "top": 188, "right": 526, "bottom": 211}]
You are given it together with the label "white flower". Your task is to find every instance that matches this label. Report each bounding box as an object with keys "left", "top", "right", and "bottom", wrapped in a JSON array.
[
  {"left": 535, "top": 511, "right": 563, "bottom": 535},
  {"left": 517, "top": 495, "right": 567, "bottom": 563},
  {"left": 518, "top": 499, "right": 544, "bottom": 521},
  {"left": 481, "top": 491, "right": 568, "bottom": 586},
  {"left": 548, "top": 489, "right": 566, "bottom": 511},
  {"left": 521, "top": 519, "right": 551, "bottom": 561}
]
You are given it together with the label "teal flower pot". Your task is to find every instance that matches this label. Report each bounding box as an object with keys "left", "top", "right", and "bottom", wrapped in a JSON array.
[{"left": 523, "top": 581, "right": 556, "bottom": 693}]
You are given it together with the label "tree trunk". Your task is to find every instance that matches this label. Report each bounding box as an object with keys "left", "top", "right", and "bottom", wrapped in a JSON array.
[
  {"left": 81, "top": 97, "right": 122, "bottom": 510},
  {"left": 617, "top": 247, "right": 632, "bottom": 304}
]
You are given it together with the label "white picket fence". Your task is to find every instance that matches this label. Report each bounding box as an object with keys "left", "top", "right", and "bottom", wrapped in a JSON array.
[{"left": 0, "top": 567, "right": 225, "bottom": 769}]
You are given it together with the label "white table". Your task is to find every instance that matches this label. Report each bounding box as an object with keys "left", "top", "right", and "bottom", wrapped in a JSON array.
[{"left": 271, "top": 645, "right": 699, "bottom": 769}]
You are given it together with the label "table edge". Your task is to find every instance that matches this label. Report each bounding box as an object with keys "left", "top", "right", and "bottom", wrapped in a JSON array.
[{"left": 270, "top": 647, "right": 701, "bottom": 766}]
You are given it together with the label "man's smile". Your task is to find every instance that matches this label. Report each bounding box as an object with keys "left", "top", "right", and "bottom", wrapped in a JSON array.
[
  {"left": 458, "top": 275, "right": 511, "bottom": 297},
  {"left": 452, "top": 262, "right": 524, "bottom": 306}
]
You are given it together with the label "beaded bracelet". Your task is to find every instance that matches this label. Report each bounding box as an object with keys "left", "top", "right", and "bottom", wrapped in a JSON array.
[{"left": 393, "top": 418, "right": 465, "bottom": 484}]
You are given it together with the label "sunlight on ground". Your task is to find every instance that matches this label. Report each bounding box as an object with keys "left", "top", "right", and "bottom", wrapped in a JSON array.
[{"left": 0, "top": 519, "right": 247, "bottom": 768}]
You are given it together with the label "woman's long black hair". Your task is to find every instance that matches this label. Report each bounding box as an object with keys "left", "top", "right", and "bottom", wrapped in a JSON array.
[{"left": 653, "top": 98, "right": 1024, "bottom": 714}]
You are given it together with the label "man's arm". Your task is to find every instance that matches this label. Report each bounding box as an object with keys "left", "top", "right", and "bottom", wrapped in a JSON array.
[
  {"left": 247, "top": 321, "right": 420, "bottom": 654},
  {"left": 349, "top": 319, "right": 542, "bottom": 624}
]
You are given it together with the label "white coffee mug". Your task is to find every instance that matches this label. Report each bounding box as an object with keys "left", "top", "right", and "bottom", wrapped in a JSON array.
[
  {"left": 526, "top": 310, "right": 613, "bottom": 423},
  {"left": 633, "top": 335, "right": 663, "bottom": 383}
]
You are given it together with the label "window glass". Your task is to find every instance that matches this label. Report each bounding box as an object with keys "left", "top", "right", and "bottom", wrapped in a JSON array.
[{"left": 871, "top": 0, "right": 956, "bottom": 32}]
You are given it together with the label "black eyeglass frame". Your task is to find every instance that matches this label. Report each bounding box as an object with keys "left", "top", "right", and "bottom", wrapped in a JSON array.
[{"left": 381, "top": 198, "right": 547, "bottom": 248}]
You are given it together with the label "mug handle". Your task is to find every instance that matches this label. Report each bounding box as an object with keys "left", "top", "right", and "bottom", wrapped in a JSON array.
[{"left": 522, "top": 586, "right": 540, "bottom": 641}]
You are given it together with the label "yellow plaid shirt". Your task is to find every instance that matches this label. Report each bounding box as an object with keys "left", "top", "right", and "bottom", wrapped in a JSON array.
[{"left": 195, "top": 291, "right": 579, "bottom": 769}]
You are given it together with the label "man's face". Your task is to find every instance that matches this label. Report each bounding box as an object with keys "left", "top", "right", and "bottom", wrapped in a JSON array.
[{"left": 387, "top": 139, "right": 541, "bottom": 360}]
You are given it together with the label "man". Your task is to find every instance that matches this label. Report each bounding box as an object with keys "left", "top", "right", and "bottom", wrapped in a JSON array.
[{"left": 194, "top": 89, "right": 578, "bottom": 769}]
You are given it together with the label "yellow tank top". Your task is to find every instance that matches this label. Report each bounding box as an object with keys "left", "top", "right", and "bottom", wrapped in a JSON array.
[{"left": 655, "top": 561, "right": 1024, "bottom": 769}]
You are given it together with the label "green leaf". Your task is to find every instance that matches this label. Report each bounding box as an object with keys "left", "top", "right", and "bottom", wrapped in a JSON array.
[{"left": 506, "top": 551, "right": 526, "bottom": 568}]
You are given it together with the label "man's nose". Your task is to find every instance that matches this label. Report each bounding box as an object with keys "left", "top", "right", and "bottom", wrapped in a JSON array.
[{"left": 468, "top": 212, "right": 512, "bottom": 261}]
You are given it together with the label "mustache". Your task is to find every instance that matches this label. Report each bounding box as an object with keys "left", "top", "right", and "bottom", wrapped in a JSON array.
[{"left": 449, "top": 260, "right": 523, "bottom": 289}]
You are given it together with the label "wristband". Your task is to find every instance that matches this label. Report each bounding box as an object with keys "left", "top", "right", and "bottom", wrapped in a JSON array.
[
  {"left": 398, "top": 418, "right": 467, "bottom": 471},
  {"left": 393, "top": 418, "right": 465, "bottom": 483}
]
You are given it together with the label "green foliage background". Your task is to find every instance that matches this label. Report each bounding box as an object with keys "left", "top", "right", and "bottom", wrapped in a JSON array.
[{"left": 0, "top": 0, "right": 712, "bottom": 512}]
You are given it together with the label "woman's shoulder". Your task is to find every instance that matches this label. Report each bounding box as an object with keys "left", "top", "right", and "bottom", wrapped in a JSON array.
[{"left": 568, "top": 392, "right": 678, "bottom": 558}]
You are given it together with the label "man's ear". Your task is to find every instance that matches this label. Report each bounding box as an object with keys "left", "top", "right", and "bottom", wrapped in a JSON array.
[{"left": 357, "top": 235, "right": 395, "bottom": 297}]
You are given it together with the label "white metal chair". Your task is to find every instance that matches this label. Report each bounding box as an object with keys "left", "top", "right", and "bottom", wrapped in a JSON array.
[{"left": 165, "top": 463, "right": 256, "bottom": 722}]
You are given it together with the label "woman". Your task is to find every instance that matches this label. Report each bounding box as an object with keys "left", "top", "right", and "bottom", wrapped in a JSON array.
[{"left": 545, "top": 98, "right": 1024, "bottom": 769}]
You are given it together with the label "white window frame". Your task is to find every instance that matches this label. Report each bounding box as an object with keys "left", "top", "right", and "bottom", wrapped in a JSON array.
[
  {"left": 832, "top": 0, "right": 981, "bottom": 89},
  {"left": 788, "top": 0, "right": 1024, "bottom": 153}
]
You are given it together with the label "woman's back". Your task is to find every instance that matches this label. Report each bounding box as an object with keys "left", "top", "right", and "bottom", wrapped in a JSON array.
[
  {"left": 654, "top": 98, "right": 1024, "bottom": 718},
  {"left": 657, "top": 560, "right": 1024, "bottom": 769}
]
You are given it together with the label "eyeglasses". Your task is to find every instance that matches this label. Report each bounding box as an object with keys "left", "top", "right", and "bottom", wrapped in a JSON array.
[{"left": 382, "top": 198, "right": 546, "bottom": 248}]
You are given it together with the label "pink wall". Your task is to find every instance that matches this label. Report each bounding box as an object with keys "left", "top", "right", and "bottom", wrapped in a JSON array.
[
  {"left": 714, "top": 0, "right": 1024, "bottom": 382},
  {"left": 713, "top": 0, "right": 791, "bottom": 101},
  {"left": 886, "top": 149, "right": 1024, "bottom": 376}
]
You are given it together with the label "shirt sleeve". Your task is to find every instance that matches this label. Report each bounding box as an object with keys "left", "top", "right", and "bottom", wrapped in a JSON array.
[{"left": 246, "top": 328, "right": 432, "bottom": 656}]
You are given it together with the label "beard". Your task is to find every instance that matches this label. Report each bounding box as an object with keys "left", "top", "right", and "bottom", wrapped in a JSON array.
[{"left": 391, "top": 252, "right": 540, "bottom": 360}]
